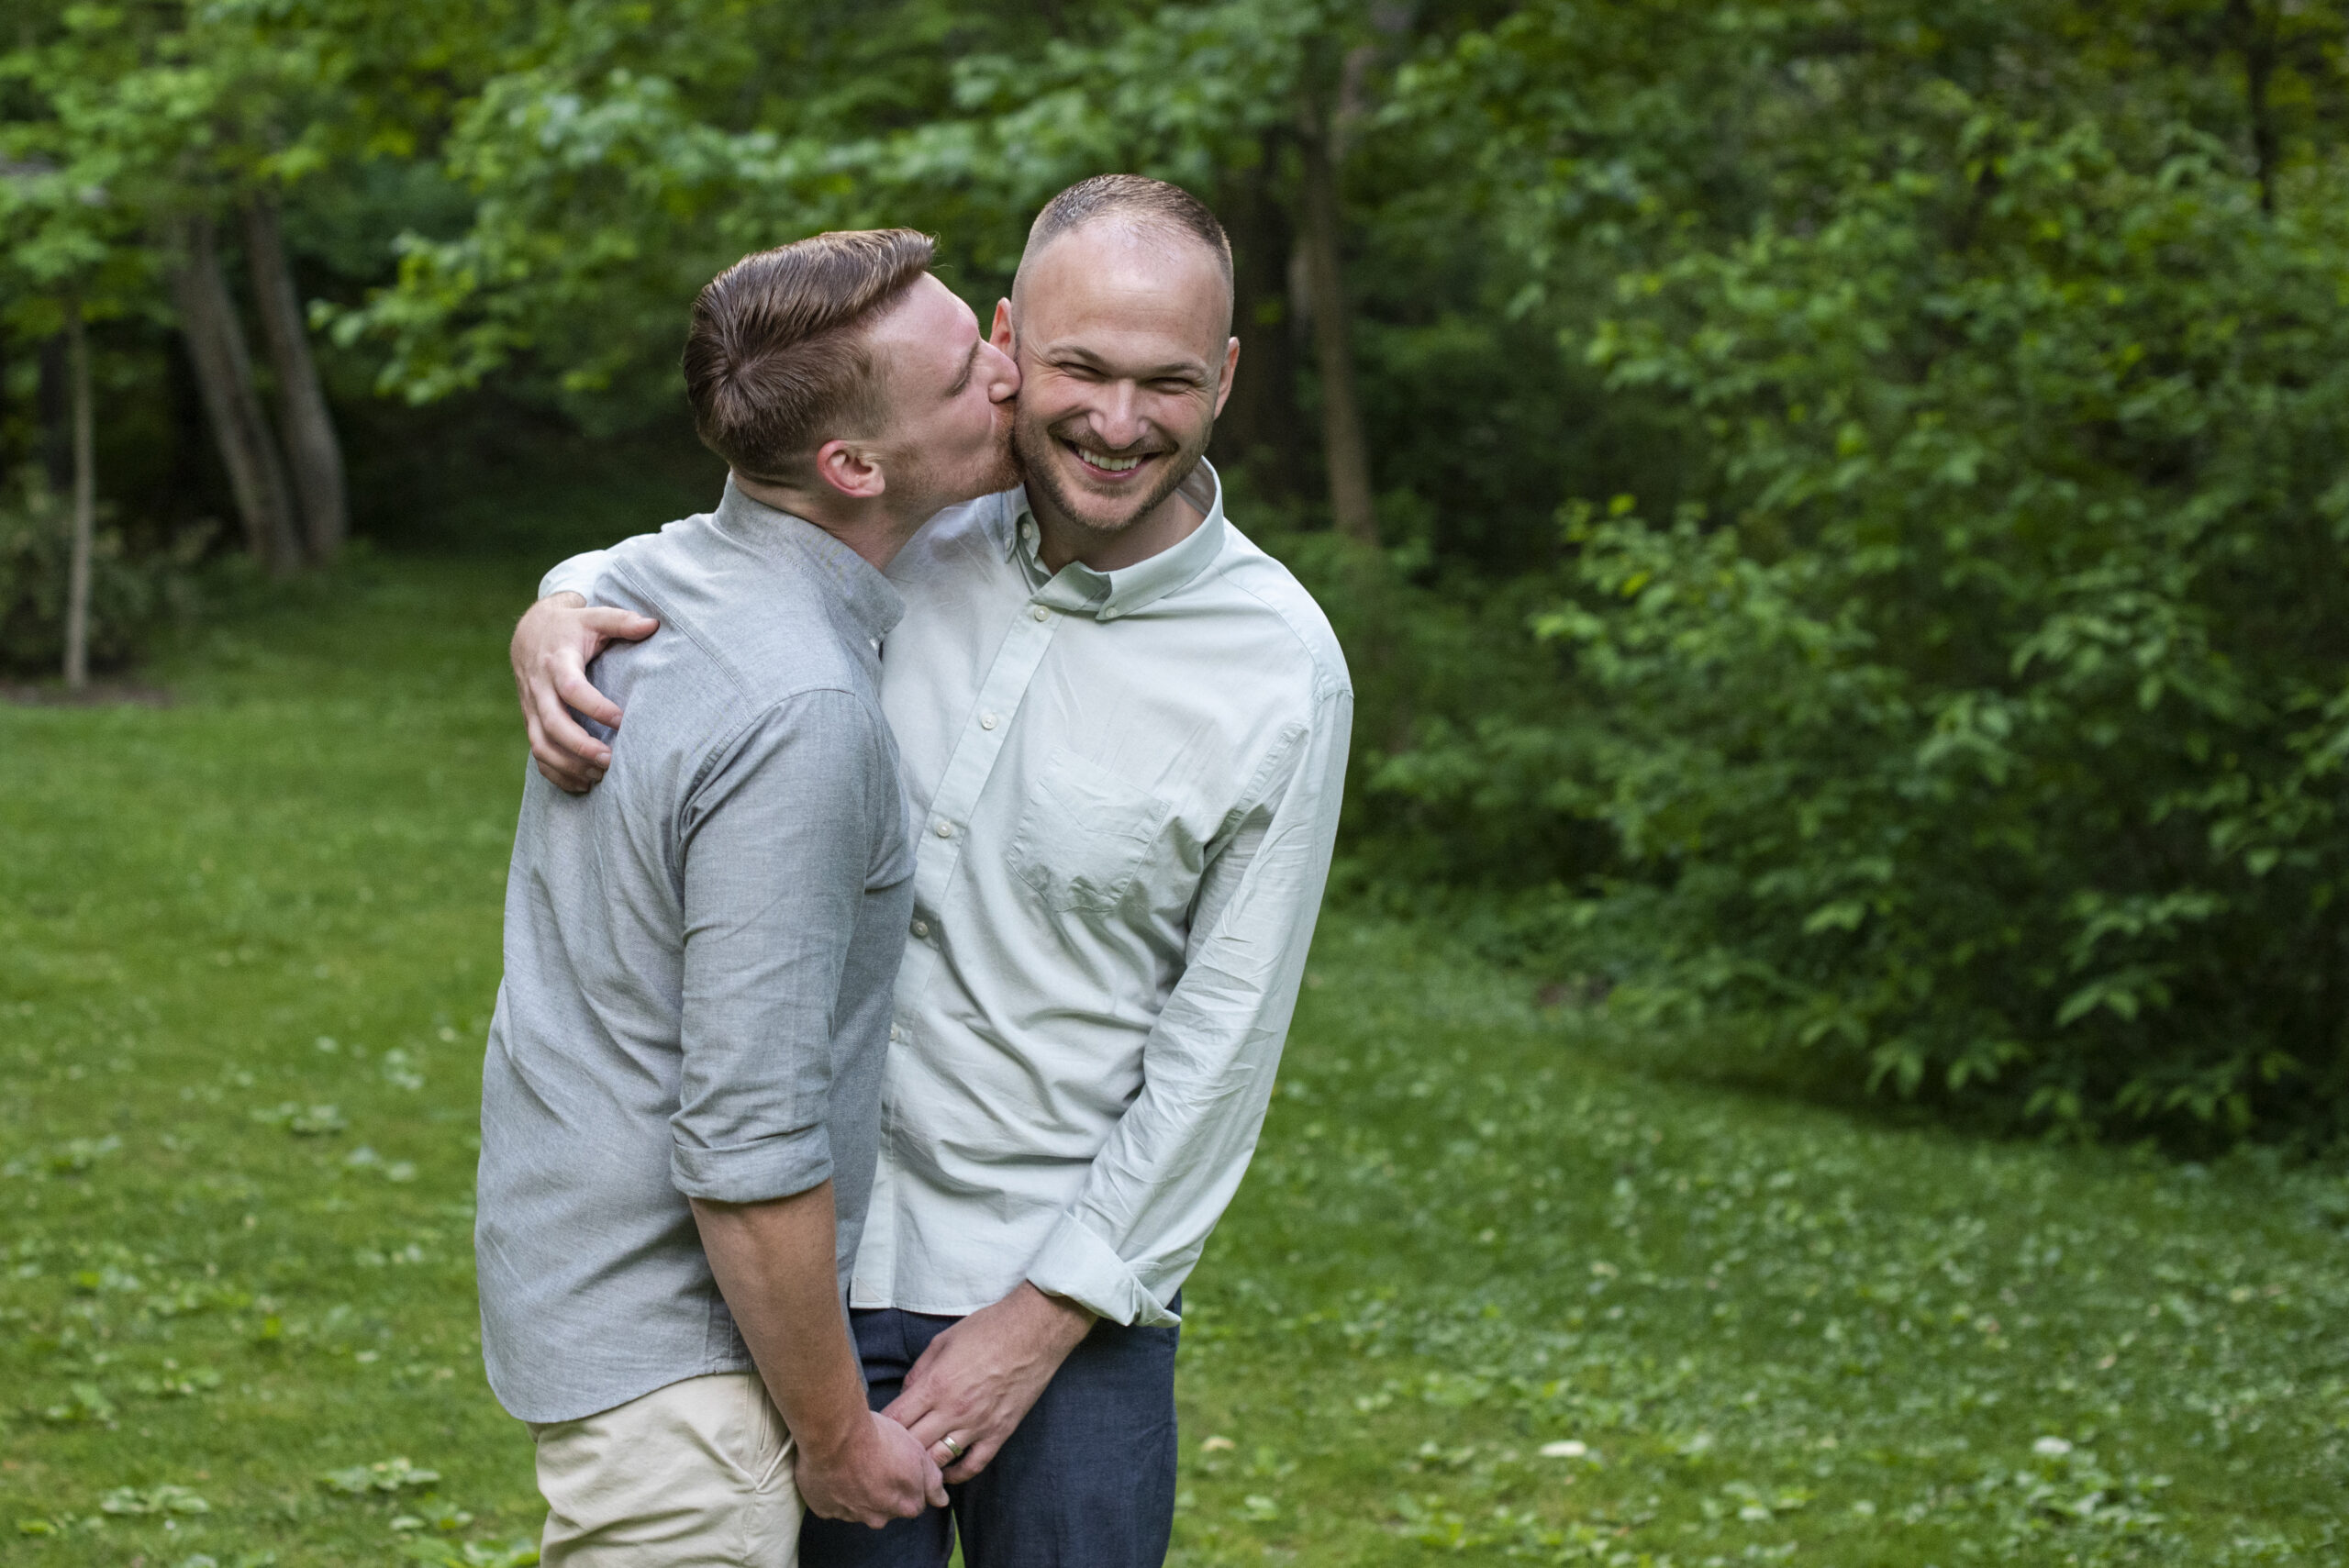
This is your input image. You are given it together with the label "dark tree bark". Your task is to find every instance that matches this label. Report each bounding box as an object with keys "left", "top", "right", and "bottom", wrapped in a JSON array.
[
  {"left": 62, "top": 303, "right": 94, "bottom": 690},
  {"left": 1212, "top": 150, "right": 1308, "bottom": 503},
  {"left": 2228, "top": 0, "right": 2282, "bottom": 213},
  {"left": 1296, "top": 115, "right": 1378, "bottom": 545},
  {"left": 170, "top": 213, "right": 302, "bottom": 574},
  {"left": 37, "top": 330, "right": 72, "bottom": 495},
  {"left": 242, "top": 195, "right": 347, "bottom": 564}
]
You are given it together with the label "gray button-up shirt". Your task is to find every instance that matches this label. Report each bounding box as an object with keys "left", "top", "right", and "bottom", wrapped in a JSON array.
[
  {"left": 545, "top": 462, "right": 1350, "bottom": 1329},
  {"left": 481, "top": 484, "right": 913, "bottom": 1423}
]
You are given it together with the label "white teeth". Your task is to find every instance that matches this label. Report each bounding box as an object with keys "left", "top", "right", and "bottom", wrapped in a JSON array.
[{"left": 1074, "top": 446, "right": 1142, "bottom": 473}]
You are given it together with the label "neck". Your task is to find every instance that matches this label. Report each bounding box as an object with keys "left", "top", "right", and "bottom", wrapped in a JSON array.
[
  {"left": 731, "top": 472, "right": 924, "bottom": 573},
  {"left": 1033, "top": 460, "right": 1209, "bottom": 574}
]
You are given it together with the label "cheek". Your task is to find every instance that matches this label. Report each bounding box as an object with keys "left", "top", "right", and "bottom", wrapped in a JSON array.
[
  {"left": 1152, "top": 395, "right": 1214, "bottom": 442},
  {"left": 1020, "top": 374, "right": 1090, "bottom": 427}
]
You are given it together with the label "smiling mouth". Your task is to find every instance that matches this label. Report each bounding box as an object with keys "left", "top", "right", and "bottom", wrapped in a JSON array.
[{"left": 1063, "top": 439, "right": 1155, "bottom": 480}]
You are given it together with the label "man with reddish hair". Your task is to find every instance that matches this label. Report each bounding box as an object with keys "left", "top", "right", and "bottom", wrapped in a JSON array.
[
  {"left": 513, "top": 176, "right": 1353, "bottom": 1566},
  {"left": 475, "top": 228, "right": 1019, "bottom": 1565}
]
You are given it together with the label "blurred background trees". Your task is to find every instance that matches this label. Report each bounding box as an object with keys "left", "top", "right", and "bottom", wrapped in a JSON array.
[{"left": 6, "top": 0, "right": 2347, "bottom": 1147}]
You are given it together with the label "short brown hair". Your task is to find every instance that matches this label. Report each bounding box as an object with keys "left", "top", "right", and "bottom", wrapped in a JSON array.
[
  {"left": 682, "top": 228, "right": 936, "bottom": 484},
  {"left": 1022, "top": 175, "right": 1232, "bottom": 296}
]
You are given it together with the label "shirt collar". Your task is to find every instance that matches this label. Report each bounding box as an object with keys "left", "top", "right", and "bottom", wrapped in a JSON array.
[
  {"left": 995, "top": 460, "right": 1230, "bottom": 622},
  {"left": 715, "top": 476, "right": 904, "bottom": 644}
]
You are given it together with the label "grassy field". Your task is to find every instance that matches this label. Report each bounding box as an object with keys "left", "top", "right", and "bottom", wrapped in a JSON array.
[{"left": 2, "top": 554, "right": 2344, "bottom": 1567}]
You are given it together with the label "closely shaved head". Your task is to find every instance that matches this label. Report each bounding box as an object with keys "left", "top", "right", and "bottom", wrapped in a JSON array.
[{"left": 1015, "top": 173, "right": 1234, "bottom": 338}]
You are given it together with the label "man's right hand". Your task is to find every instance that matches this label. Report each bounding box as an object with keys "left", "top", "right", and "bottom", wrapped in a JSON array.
[
  {"left": 511, "top": 592, "right": 659, "bottom": 792},
  {"left": 795, "top": 1408, "right": 948, "bottom": 1528}
]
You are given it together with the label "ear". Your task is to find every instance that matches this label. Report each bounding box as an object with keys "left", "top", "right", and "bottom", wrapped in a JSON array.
[
  {"left": 991, "top": 298, "right": 1017, "bottom": 355},
  {"left": 1212, "top": 336, "right": 1241, "bottom": 419},
  {"left": 811, "top": 438, "right": 887, "bottom": 501}
]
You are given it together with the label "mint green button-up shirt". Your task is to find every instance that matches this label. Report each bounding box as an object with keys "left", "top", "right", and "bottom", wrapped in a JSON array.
[{"left": 546, "top": 462, "right": 1352, "bottom": 1327}]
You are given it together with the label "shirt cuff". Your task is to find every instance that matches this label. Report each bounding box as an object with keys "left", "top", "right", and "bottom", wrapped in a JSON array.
[
  {"left": 540, "top": 557, "right": 602, "bottom": 602},
  {"left": 1024, "top": 1214, "right": 1181, "bottom": 1328},
  {"left": 670, "top": 1127, "right": 831, "bottom": 1207}
]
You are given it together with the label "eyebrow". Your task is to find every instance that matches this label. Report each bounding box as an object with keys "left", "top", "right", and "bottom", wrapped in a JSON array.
[{"left": 945, "top": 338, "right": 981, "bottom": 398}]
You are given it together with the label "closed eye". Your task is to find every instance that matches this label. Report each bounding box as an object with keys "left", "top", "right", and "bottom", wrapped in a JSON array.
[{"left": 945, "top": 339, "right": 980, "bottom": 398}]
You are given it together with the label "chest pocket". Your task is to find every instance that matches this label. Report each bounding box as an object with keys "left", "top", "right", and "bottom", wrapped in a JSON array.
[{"left": 1007, "top": 747, "right": 1174, "bottom": 915}]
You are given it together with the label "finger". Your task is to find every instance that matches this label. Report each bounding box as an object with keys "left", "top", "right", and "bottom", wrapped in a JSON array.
[
  {"left": 924, "top": 1461, "right": 949, "bottom": 1509},
  {"left": 896, "top": 1407, "right": 956, "bottom": 1450},
  {"left": 942, "top": 1435, "right": 1001, "bottom": 1486},
  {"left": 530, "top": 724, "right": 606, "bottom": 794},
  {"left": 533, "top": 682, "right": 613, "bottom": 771},
  {"left": 524, "top": 709, "right": 601, "bottom": 794},
  {"left": 551, "top": 663, "right": 624, "bottom": 730},
  {"left": 880, "top": 1386, "right": 937, "bottom": 1432},
  {"left": 535, "top": 751, "right": 598, "bottom": 795},
  {"left": 581, "top": 606, "right": 660, "bottom": 641}
]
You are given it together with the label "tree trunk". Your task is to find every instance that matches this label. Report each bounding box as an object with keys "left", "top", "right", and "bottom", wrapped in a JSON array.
[
  {"left": 1297, "top": 117, "right": 1378, "bottom": 545},
  {"left": 1212, "top": 150, "right": 1308, "bottom": 501},
  {"left": 170, "top": 213, "right": 302, "bottom": 574},
  {"left": 242, "top": 195, "right": 347, "bottom": 564},
  {"left": 2225, "top": 0, "right": 2281, "bottom": 214},
  {"left": 37, "top": 331, "right": 73, "bottom": 495},
  {"left": 62, "top": 304, "right": 95, "bottom": 691}
]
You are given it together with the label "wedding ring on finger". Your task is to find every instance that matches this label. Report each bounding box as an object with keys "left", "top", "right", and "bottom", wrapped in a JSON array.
[{"left": 939, "top": 1433, "right": 966, "bottom": 1462}]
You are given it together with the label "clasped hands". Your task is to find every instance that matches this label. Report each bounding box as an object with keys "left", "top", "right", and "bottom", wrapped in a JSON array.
[
  {"left": 884, "top": 1283, "right": 1098, "bottom": 1487},
  {"left": 786, "top": 1284, "right": 1096, "bottom": 1528}
]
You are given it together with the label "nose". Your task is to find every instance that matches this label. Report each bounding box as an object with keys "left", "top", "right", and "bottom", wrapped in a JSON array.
[
  {"left": 1092, "top": 382, "right": 1145, "bottom": 448},
  {"left": 983, "top": 340, "right": 1019, "bottom": 401}
]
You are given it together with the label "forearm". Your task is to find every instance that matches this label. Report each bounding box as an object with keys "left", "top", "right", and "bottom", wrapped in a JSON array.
[{"left": 691, "top": 1186, "right": 869, "bottom": 1459}]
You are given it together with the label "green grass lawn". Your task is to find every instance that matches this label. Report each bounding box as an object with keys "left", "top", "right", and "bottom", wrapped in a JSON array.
[{"left": 2, "top": 555, "right": 2343, "bottom": 1567}]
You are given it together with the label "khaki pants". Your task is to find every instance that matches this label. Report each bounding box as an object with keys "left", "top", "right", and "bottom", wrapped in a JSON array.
[{"left": 529, "top": 1373, "right": 800, "bottom": 1566}]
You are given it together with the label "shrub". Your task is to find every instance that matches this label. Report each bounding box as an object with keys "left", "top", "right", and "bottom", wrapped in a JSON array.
[
  {"left": 0, "top": 468, "right": 202, "bottom": 677},
  {"left": 1380, "top": 115, "right": 2349, "bottom": 1146}
]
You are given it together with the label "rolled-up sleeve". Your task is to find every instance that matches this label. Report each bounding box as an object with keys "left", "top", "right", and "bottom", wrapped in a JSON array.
[
  {"left": 671, "top": 689, "right": 888, "bottom": 1205},
  {"left": 1024, "top": 679, "right": 1353, "bottom": 1325},
  {"left": 541, "top": 549, "right": 616, "bottom": 601}
]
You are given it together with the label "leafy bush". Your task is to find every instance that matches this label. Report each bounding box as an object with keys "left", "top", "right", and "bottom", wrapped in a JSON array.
[
  {"left": 1383, "top": 109, "right": 2349, "bottom": 1145},
  {"left": 0, "top": 469, "right": 201, "bottom": 677}
]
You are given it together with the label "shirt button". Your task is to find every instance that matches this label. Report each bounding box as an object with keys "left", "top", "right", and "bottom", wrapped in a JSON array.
[
  {"left": 888, "top": 1024, "right": 904, "bottom": 1042},
  {"left": 910, "top": 919, "right": 930, "bottom": 939},
  {"left": 1031, "top": 606, "right": 1050, "bottom": 622},
  {"left": 980, "top": 712, "right": 998, "bottom": 730},
  {"left": 1021, "top": 522, "right": 1038, "bottom": 542},
  {"left": 934, "top": 821, "right": 953, "bottom": 839}
]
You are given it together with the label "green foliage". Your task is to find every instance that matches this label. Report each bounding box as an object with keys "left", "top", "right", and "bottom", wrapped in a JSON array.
[
  {"left": 0, "top": 469, "right": 199, "bottom": 675},
  {"left": 1370, "top": 2, "right": 2349, "bottom": 1143},
  {"left": 16, "top": 0, "right": 2349, "bottom": 1143}
]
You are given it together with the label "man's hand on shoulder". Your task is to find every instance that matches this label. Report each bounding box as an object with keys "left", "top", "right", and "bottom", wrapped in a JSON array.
[
  {"left": 884, "top": 1283, "right": 1097, "bottom": 1484},
  {"left": 795, "top": 1408, "right": 947, "bottom": 1528},
  {"left": 511, "top": 592, "right": 658, "bottom": 794}
]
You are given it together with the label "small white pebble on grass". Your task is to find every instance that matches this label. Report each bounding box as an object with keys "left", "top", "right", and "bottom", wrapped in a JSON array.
[
  {"left": 1539, "top": 1440, "right": 1588, "bottom": 1459},
  {"left": 2032, "top": 1436, "right": 2073, "bottom": 1458}
]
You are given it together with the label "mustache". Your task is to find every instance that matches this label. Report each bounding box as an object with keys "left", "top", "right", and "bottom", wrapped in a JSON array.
[{"left": 1037, "top": 416, "right": 1172, "bottom": 458}]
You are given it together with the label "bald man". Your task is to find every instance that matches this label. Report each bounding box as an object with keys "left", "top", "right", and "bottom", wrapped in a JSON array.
[{"left": 511, "top": 175, "right": 1352, "bottom": 1568}]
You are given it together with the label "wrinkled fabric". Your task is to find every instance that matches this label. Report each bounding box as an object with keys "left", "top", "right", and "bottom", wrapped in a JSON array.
[
  {"left": 544, "top": 462, "right": 1350, "bottom": 1327},
  {"left": 484, "top": 484, "right": 911, "bottom": 1422}
]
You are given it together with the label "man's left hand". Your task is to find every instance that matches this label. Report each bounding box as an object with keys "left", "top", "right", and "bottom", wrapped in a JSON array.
[{"left": 884, "top": 1282, "right": 1097, "bottom": 1484}]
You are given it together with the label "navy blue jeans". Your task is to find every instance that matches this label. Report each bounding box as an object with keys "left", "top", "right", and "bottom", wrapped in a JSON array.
[{"left": 799, "top": 1301, "right": 1180, "bottom": 1568}]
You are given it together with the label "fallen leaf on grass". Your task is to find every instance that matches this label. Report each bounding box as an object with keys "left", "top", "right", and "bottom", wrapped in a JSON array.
[
  {"left": 99, "top": 1483, "right": 209, "bottom": 1516},
  {"left": 320, "top": 1457, "right": 440, "bottom": 1496}
]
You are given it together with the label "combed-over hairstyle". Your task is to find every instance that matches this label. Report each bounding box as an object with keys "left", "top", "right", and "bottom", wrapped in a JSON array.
[
  {"left": 682, "top": 228, "right": 936, "bottom": 484},
  {"left": 1019, "top": 174, "right": 1233, "bottom": 327}
]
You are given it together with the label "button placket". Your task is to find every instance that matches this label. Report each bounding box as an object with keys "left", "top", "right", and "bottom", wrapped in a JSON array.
[{"left": 904, "top": 595, "right": 1065, "bottom": 933}]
